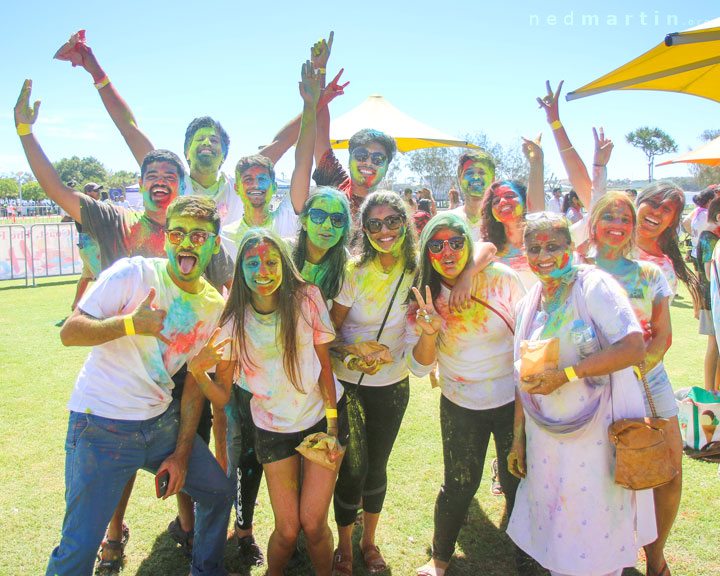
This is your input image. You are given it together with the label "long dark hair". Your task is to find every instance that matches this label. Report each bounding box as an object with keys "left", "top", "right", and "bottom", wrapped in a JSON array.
[
  {"left": 561, "top": 189, "right": 580, "bottom": 214},
  {"left": 480, "top": 180, "right": 527, "bottom": 252},
  {"left": 220, "top": 229, "right": 316, "bottom": 392},
  {"left": 292, "top": 187, "right": 351, "bottom": 301},
  {"left": 415, "top": 213, "right": 474, "bottom": 302},
  {"left": 357, "top": 190, "right": 418, "bottom": 274},
  {"left": 637, "top": 180, "right": 701, "bottom": 307}
]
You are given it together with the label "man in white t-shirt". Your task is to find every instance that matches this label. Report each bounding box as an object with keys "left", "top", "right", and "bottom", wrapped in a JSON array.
[
  {"left": 546, "top": 186, "right": 563, "bottom": 213},
  {"left": 448, "top": 150, "right": 497, "bottom": 242},
  {"left": 46, "top": 196, "right": 235, "bottom": 576}
]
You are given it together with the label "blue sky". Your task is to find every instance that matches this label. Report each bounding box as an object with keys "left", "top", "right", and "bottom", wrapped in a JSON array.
[{"left": 1, "top": 0, "right": 717, "bottom": 185}]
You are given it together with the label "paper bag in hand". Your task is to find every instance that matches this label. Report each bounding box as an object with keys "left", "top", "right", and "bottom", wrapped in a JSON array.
[
  {"left": 296, "top": 432, "right": 344, "bottom": 470},
  {"left": 54, "top": 30, "right": 87, "bottom": 67},
  {"left": 519, "top": 338, "right": 559, "bottom": 389},
  {"left": 335, "top": 341, "right": 393, "bottom": 365}
]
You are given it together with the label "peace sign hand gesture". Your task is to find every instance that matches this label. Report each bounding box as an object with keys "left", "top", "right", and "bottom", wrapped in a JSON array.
[
  {"left": 592, "top": 126, "right": 613, "bottom": 167},
  {"left": 189, "top": 327, "right": 231, "bottom": 376},
  {"left": 536, "top": 80, "right": 564, "bottom": 124},
  {"left": 318, "top": 69, "right": 349, "bottom": 109},
  {"left": 412, "top": 286, "right": 442, "bottom": 336}
]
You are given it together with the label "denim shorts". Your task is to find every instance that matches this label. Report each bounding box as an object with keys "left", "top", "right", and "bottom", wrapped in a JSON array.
[
  {"left": 255, "top": 395, "right": 349, "bottom": 465},
  {"left": 640, "top": 363, "right": 679, "bottom": 418}
]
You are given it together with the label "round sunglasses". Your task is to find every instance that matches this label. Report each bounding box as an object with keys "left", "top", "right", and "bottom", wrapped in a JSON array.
[
  {"left": 427, "top": 236, "right": 466, "bottom": 254},
  {"left": 308, "top": 208, "right": 348, "bottom": 228},
  {"left": 352, "top": 148, "right": 388, "bottom": 167}
]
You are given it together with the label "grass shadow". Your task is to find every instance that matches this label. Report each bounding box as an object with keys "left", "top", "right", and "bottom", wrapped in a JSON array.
[{"left": 0, "top": 277, "right": 79, "bottom": 291}]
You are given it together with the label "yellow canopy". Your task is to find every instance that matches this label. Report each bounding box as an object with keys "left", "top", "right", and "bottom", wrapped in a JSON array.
[
  {"left": 567, "top": 17, "right": 720, "bottom": 103},
  {"left": 329, "top": 95, "right": 480, "bottom": 153},
  {"left": 657, "top": 135, "right": 720, "bottom": 167}
]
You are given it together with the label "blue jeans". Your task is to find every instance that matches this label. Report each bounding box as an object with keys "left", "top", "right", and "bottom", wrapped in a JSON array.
[{"left": 46, "top": 400, "right": 234, "bottom": 576}]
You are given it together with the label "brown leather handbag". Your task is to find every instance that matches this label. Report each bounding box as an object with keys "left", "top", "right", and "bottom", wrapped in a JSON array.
[{"left": 608, "top": 364, "right": 679, "bottom": 490}]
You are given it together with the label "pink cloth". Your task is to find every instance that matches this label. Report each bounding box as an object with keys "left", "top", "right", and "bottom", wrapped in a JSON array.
[{"left": 53, "top": 30, "right": 87, "bottom": 67}]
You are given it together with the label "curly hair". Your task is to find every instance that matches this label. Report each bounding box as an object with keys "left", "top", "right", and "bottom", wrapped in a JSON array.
[
  {"left": 480, "top": 180, "right": 527, "bottom": 252},
  {"left": 183, "top": 116, "right": 230, "bottom": 161}
]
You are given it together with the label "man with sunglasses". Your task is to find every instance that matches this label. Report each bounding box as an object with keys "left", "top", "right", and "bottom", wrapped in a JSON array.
[
  {"left": 313, "top": 126, "right": 397, "bottom": 218},
  {"left": 46, "top": 195, "right": 238, "bottom": 576}
]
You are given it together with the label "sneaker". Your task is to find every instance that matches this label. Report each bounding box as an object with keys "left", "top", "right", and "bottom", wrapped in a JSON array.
[
  {"left": 490, "top": 458, "right": 504, "bottom": 495},
  {"left": 237, "top": 535, "right": 264, "bottom": 567}
]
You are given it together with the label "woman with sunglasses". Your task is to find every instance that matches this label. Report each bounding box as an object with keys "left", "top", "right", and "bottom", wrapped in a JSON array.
[
  {"left": 192, "top": 229, "right": 348, "bottom": 576},
  {"left": 292, "top": 187, "right": 352, "bottom": 301},
  {"left": 329, "top": 191, "right": 417, "bottom": 576},
  {"left": 507, "top": 213, "right": 655, "bottom": 576},
  {"left": 408, "top": 213, "right": 527, "bottom": 576},
  {"left": 587, "top": 192, "right": 682, "bottom": 576}
]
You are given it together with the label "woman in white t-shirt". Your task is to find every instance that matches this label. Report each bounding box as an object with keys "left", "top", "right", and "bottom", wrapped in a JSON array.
[
  {"left": 587, "top": 193, "right": 680, "bottom": 576},
  {"left": 330, "top": 191, "right": 418, "bottom": 576},
  {"left": 407, "top": 213, "right": 527, "bottom": 576},
  {"left": 189, "top": 230, "right": 347, "bottom": 576}
]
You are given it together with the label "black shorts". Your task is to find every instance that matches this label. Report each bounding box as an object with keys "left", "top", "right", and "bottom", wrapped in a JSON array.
[
  {"left": 254, "top": 395, "right": 349, "bottom": 465},
  {"left": 171, "top": 364, "right": 213, "bottom": 445}
]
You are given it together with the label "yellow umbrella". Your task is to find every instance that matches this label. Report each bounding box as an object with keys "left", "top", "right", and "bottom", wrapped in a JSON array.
[
  {"left": 329, "top": 95, "right": 480, "bottom": 153},
  {"left": 567, "top": 17, "right": 720, "bottom": 103},
  {"left": 657, "top": 135, "right": 720, "bottom": 167}
]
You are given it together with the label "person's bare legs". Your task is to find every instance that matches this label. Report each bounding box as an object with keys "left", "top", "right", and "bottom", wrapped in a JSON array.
[
  {"left": 360, "top": 511, "right": 380, "bottom": 551},
  {"left": 265, "top": 456, "right": 301, "bottom": 576},
  {"left": 416, "top": 558, "right": 448, "bottom": 576},
  {"left": 300, "top": 456, "right": 342, "bottom": 576},
  {"left": 704, "top": 335, "right": 719, "bottom": 391},
  {"left": 101, "top": 473, "right": 136, "bottom": 561},
  {"left": 336, "top": 522, "right": 354, "bottom": 563},
  {"left": 644, "top": 417, "right": 683, "bottom": 574}
]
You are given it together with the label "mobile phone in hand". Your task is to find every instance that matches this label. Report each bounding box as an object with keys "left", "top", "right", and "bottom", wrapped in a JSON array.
[{"left": 155, "top": 469, "right": 170, "bottom": 498}]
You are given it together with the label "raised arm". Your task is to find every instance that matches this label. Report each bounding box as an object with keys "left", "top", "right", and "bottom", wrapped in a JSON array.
[
  {"left": 60, "top": 36, "right": 154, "bottom": 165},
  {"left": 14, "top": 80, "right": 83, "bottom": 221},
  {"left": 522, "top": 133, "right": 545, "bottom": 213},
  {"left": 288, "top": 61, "right": 321, "bottom": 213},
  {"left": 591, "top": 127, "right": 613, "bottom": 204},
  {"left": 537, "top": 80, "right": 592, "bottom": 207}
]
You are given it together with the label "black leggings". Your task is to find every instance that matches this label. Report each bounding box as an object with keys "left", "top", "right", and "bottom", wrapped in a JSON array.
[
  {"left": 333, "top": 378, "right": 410, "bottom": 527},
  {"left": 432, "top": 395, "right": 518, "bottom": 563},
  {"left": 227, "top": 386, "right": 264, "bottom": 531}
]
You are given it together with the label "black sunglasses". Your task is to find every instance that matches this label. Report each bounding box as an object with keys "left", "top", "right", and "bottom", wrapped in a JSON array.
[
  {"left": 308, "top": 208, "right": 348, "bottom": 228},
  {"left": 427, "top": 236, "right": 466, "bottom": 254},
  {"left": 365, "top": 214, "right": 405, "bottom": 234},
  {"left": 352, "top": 148, "right": 388, "bottom": 167},
  {"left": 165, "top": 229, "right": 216, "bottom": 247}
]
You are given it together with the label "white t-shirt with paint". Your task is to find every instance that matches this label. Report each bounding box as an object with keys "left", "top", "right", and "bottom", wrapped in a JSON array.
[
  {"left": 69, "top": 256, "right": 225, "bottom": 420},
  {"left": 332, "top": 258, "right": 414, "bottom": 387},
  {"left": 220, "top": 284, "right": 341, "bottom": 433},
  {"left": 181, "top": 171, "right": 244, "bottom": 228},
  {"left": 219, "top": 193, "right": 299, "bottom": 261},
  {"left": 407, "top": 263, "right": 525, "bottom": 410}
]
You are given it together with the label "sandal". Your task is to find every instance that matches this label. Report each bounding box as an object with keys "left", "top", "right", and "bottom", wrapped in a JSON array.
[
  {"left": 362, "top": 544, "right": 387, "bottom": 574},
  {"left": 332, "top": 548, "right": 353, "bottom": 576},
  {"left": 95, "top": 523, "right": 129, "bottom": 575},
  {"left": 490, "top": 458, "right": 504, "bottom": 496},
  {"left": 647, "top": 560, "right": 671, "bottom": 576},
  {"left": 416, "top": 564, "right": 446, "bottom": 576},
  {"left": 168, "top": 516, "right": 193, "bottom": 558}
]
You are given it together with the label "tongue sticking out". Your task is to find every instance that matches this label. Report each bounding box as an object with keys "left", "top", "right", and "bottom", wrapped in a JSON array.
[{"left": 179, "top": 255, "right": 196, "bottom": 274}]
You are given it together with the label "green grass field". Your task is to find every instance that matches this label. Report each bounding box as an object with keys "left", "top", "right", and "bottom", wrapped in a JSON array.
[{"left": 0, "top": 277, "right": 718, "bottom": 576}]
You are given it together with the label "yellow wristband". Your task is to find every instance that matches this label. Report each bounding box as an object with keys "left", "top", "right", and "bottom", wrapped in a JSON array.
[
  {"left": 317, "top": 68, "right": 326, "bottom": 74},
  {"left": 16, "top": 123, "right": 32, "bottom": 136},
  {"left": 94, "top": 76, "right": 110, "bottom": 89},
  {"left": 343, "top": 353, "right": 358, "bottom": 369},
  {"left": 550, "top": 120, "right": 563, "bottom": 130},
  {"left": 325, "top": 408, "right": 338, "bottom": 419},
  {"left": 123, "top": 315, "right": 135, "bottom": 336},
  {"left": 633, "top": 366, "right": 642, "bottom": 379},
  {"left": 564, "top": 366, "right": 578, "bottom": 381}
]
